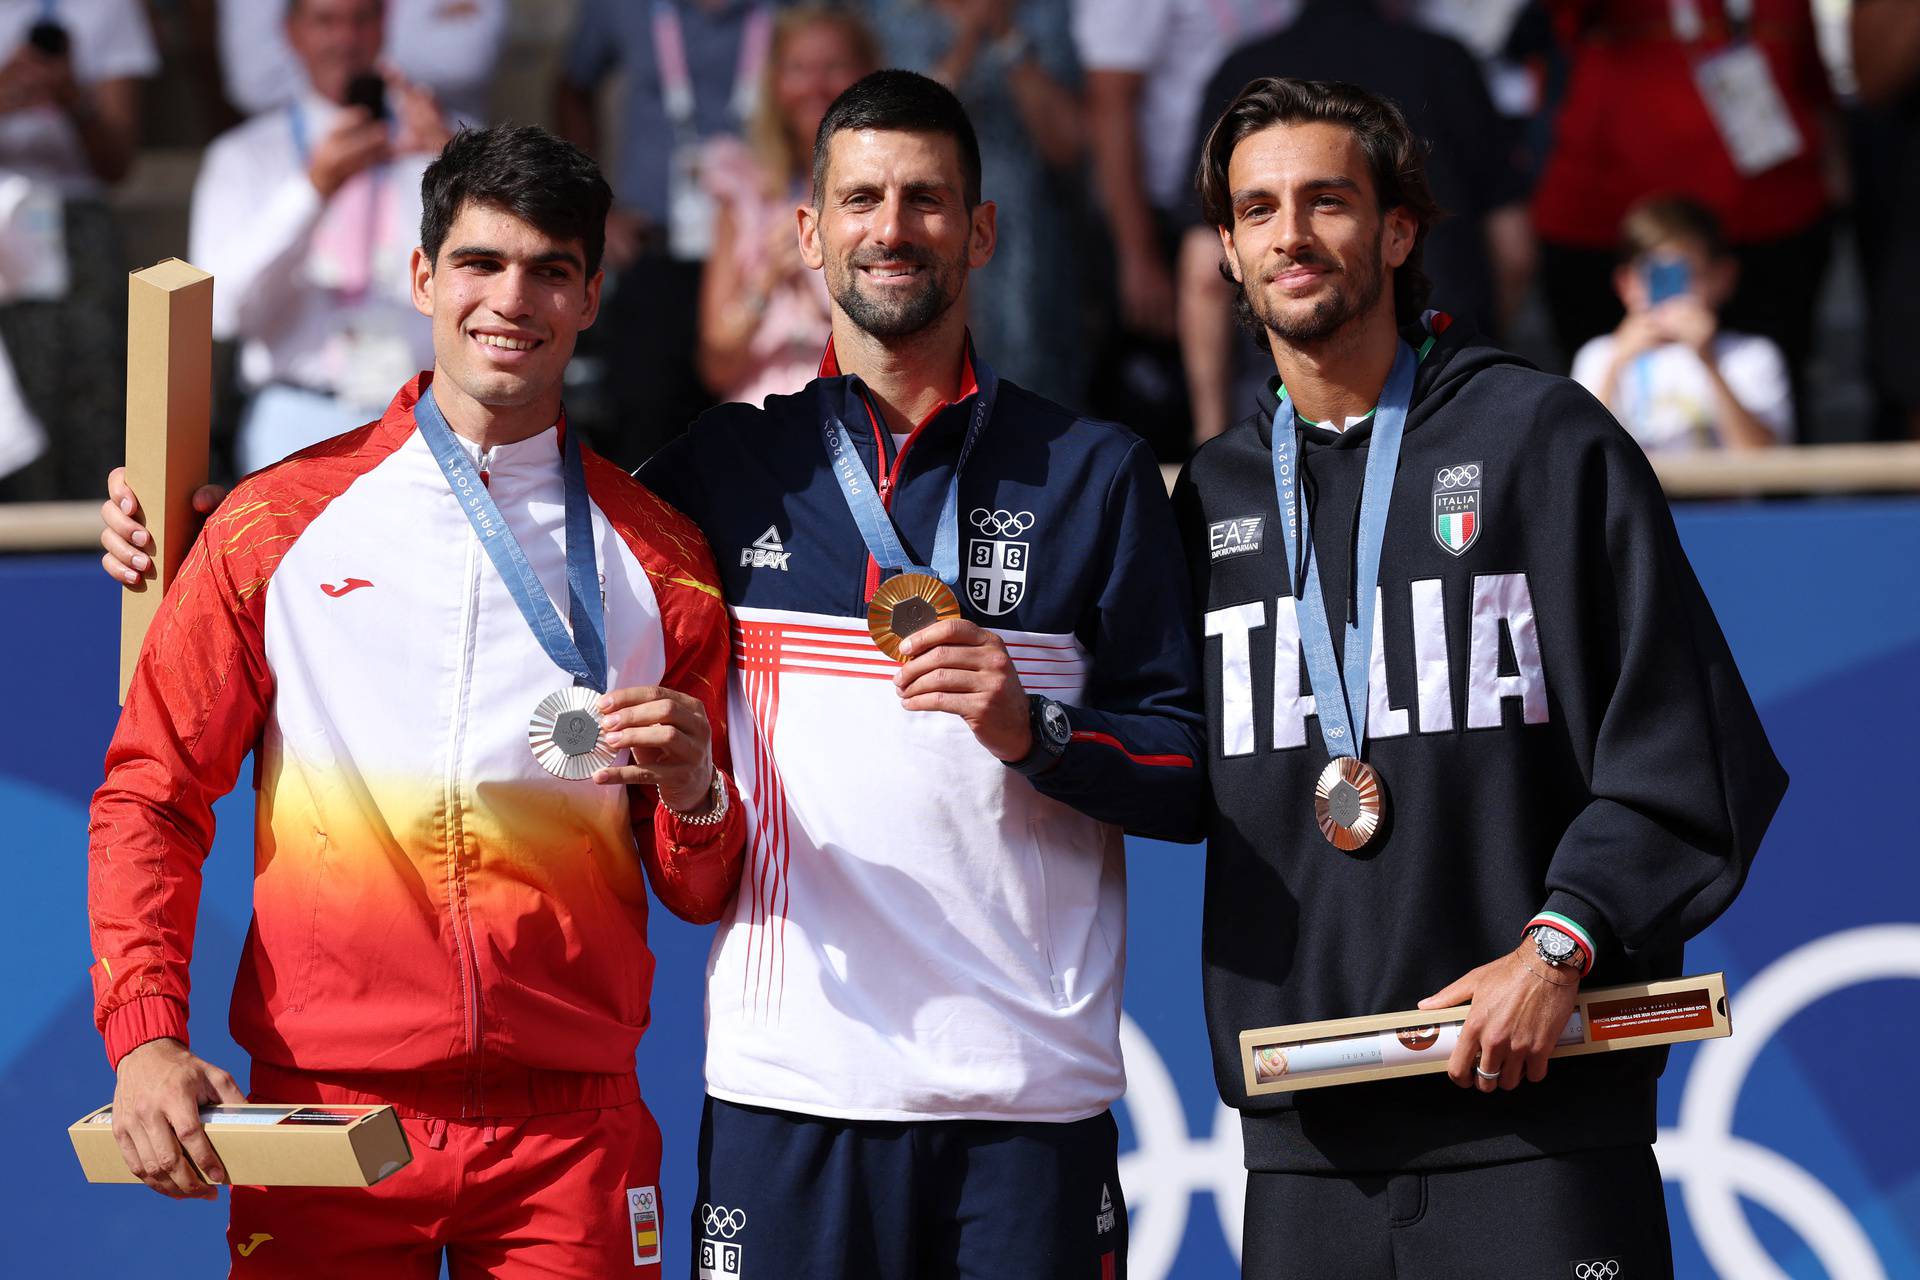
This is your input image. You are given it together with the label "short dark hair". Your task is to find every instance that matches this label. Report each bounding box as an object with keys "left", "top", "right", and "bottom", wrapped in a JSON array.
[
  {"left": 420, "top": 125, "right": 613, "bottom": 276},
  {"left": 1196, "top": 77, "right": 1441, "bottom": 325},
  {"left": 1618, "top": 195, "right": 1727, "bottom": 263},
  {"left": 811, "top": 69, "right": 982, "bottom": 208}
]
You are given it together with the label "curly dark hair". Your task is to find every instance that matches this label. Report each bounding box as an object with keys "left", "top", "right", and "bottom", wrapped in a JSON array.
[
  {"left": 1195, "top": 78, "right": 1441, "bottom": 326},
  {"left": 420, "top": 125, "right": 614, "bottom": 276}
]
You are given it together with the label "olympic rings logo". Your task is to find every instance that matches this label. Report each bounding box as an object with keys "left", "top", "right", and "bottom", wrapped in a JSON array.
[
  {"left": 1573, "top": 1263, "right": 1620, "bottom": 1279},
  {"left": 701, "top": 1204, "right": 746, "bottom": 1238},
  {"left": 970, "top": 508, "right": 1036, "bottom": 537},
  {"left": 1435, "top": 464, "right": 1481, "bottom": 489}
]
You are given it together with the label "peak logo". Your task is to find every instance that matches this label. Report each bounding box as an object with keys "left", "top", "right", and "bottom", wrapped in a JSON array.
[{"left": 740, "top": 527, "right": 790, "bottom": 571}]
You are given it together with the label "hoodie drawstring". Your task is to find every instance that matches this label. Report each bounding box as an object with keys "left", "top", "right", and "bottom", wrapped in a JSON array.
[
  {"left": 1345, "top": 469, "right": 1365, "bottom": 628},
  {"left": 1289, "top": 425, "right": 1367, "bottom": 631},
  {"left": 1292, "top": 433, "right": 1312, "bottom": 602}
]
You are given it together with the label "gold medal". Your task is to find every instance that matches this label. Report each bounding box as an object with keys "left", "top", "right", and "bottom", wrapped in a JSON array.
[
  {"left": 529, "top": 686, "right": 616, "bottom": 781},
  {"left": 867, "top": 572, "right": 962, "bottom": 661},
  {"left": 1314, "top": 757, "right": 1386, "bottom": 851}
]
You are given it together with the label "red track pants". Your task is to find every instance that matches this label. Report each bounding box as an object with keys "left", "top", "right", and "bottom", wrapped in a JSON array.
[{"left": 225, "top": 1099, "right": 665, "bottom": 1278}]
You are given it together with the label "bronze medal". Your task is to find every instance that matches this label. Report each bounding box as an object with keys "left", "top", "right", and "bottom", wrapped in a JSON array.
[
  {"left": 1314, "top": 757, "right": 1385, "bottom": 851},
  {"left": 867, "top": 572, "right": 962, "bottom": 661}
]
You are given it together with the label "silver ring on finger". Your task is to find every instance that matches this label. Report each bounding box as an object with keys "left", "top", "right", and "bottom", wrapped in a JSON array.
[{"left": 1474, "top": 1064, "right": 1502, "bottom": 1080}]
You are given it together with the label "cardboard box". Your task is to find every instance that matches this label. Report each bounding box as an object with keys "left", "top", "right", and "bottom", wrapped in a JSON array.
[
  {"left": 120, "top": 258, "right": 213, "bottom": 703},
  {"left": 1239, "top": 972, "right": 1730, "bottom": 1095},
  {"left": 71, "top": 1103, "right": 411, "bottom": 1187}
]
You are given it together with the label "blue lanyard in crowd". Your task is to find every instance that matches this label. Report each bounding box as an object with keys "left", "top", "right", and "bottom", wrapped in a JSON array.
[
  {"left": 415, "top": 385, "right": 609, "bottom": 693},
  {"left": 288, "top": 99, "right": 311, "bottom": 163},
  {"left": 821, "top": 363, "right": 998, "bottom": 586},
  {"left": 1269, "top": 340, "right": 1417, "bottom": 761}
]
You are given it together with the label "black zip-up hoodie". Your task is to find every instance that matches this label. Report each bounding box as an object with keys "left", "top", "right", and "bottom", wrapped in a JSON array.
[{"left": 1170, "top": 315, "right": 1787, "bottom": 1173}]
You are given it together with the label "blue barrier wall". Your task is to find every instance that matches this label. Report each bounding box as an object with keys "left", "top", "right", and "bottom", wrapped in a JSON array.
[{"left": 4, "top": 497, "right": 1917, "bottom": 1278}]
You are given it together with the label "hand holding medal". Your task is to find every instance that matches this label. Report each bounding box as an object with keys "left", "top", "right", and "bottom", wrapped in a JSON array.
[
  {"left": 894, "top": 617, "right": 1033, "bottom": 761},
  {"left": 588, "top": 685, "right": 718, "bottom": 811}
]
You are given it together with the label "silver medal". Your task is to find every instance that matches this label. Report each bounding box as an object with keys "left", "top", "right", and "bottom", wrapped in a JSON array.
[{"left": 529, "top": 686, "right": 615, "bottom": 781}]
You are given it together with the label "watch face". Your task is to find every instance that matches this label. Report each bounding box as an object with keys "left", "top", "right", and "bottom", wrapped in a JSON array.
[
  {"left": 1537, "top": 927, "right": 1575, "bottom": 961},
  {"left": 1040, "top": 700, "right": 1071, "bottom": 748}
]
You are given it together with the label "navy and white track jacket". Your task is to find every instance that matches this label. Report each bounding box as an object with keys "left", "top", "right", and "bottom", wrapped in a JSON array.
[{"left": 640, "top": 340, "right": 1205, "bottom": 1122}]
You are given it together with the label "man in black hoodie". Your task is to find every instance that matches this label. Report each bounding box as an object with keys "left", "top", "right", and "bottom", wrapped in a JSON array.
[{"left": 1171, "top": 79, "right": 1786, "bottom": 1278}]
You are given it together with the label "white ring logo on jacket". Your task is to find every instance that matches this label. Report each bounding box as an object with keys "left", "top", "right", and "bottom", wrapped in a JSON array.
[
  {"left": 701, "top": 1205, "right": 746, "bottom": 1238},
  {"left": 1435, "top": 464, "right": 1481, "bottom": 489},
  {"left": 970, "top": 508, "right": 1036, "bottom": 537}
]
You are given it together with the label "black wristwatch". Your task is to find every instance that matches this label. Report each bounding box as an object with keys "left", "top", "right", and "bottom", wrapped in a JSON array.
[
  {"left": 1531, "top": 923, "right": 1585, "bottom": 973},
  {"left": 1007, "top": 695, "right": 1071, "bottom": 777}
]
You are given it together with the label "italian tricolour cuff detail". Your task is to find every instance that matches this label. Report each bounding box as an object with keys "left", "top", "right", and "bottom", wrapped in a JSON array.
[{"left": 1524, "top": 910, "right": 1595, "bottom": 977}]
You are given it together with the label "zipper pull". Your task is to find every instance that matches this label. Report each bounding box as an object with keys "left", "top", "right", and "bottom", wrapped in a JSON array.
[
  {"left": 478, "top": 446, "right": 492, "bottom": 486},
  {"left": 878, "top": 474, "right": 891, "bottom": 497}
]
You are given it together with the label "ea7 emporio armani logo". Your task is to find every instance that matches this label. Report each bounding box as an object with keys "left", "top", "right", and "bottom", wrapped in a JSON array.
[{"left": 739, "top": 526, "right": 790, "bottom": 571}]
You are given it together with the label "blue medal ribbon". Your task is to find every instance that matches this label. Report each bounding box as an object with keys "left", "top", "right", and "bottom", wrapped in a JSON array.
[
  {"left": 415, "top": 384, "right": 608, "bottom": 693},
  {"left": 1270, "top": 340, "right": 1417, "bottom": 761},
  {"left": 820, "top": 359, "right": 998, "bottom": 587}
]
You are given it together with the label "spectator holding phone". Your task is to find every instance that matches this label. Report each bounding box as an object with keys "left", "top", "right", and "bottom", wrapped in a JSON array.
[
  {"left": 0, "top": 0, "right": 156, "bottom": 500},
  {"left": 1572, "top": 196, "right": 1791, "bottom": 453},
  {"left": 191, "top": 0, "right": 452, "bottom": 476},
  {"left": 217, "top": 0, "right": 506, "bottom": 124}
]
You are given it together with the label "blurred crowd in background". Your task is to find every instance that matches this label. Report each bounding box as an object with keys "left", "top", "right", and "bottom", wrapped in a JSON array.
[{"left": 0, "top": 0, "right": 1915, "bottom": 502}]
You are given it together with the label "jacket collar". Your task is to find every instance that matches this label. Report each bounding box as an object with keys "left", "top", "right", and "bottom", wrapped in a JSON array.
[
  {"left": 1251, "top": 313, "right": 1452, "bottom": 449},
  {"left": 814, "top": 333, "right": 996, "bottom": 468}
]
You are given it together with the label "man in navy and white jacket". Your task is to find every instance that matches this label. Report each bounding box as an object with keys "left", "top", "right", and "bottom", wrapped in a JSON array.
[{"left": 639, "top": 71, "right": 1203, "bottom": 1277}]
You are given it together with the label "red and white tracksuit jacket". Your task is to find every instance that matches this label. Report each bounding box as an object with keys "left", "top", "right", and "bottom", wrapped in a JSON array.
[{"left": 88, "top": 374, "right": 745, "bottom": 1118}]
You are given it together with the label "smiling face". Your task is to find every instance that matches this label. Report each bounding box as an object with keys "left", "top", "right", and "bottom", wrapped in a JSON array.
[
  {"left": 1218, "top": 121, "right": 1414, "bottom": 349},
  {"left": 799, "top": 127, "right": 994, "bottom": 341},
  {"left": 410, "top": 200, "right": 602, "bottom": 424}
]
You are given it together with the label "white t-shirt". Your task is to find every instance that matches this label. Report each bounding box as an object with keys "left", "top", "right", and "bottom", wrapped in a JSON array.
[
  {"left": 1071, "top": 0, "right": 1296, "bottom": 212},
  {"left": 0, "top": 0, "right": 157, "bottom": 196},
  {"left": 218, "top": 0, "right": 506, "bottom": 124},
  {"left": 189, "top": 92, "right": 435, "bottom": 408},
  {"left": 1572, "top": 330, "right": 1794, "bottom": 453}
]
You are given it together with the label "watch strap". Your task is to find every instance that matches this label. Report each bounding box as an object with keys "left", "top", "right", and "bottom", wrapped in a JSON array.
[
  {"left": 1523, "top": 911, "right": 1594, "bottom": 976},
  {"left": 1006, "top": 696, "right": 1067, "bottom": 777}
]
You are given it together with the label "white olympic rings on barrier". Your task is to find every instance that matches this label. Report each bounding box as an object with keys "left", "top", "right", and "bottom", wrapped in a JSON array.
[
  {"left": 1111, "top": 927, "right": 1915, "bottom": 1278},
  {"left": 1657, "top": 924, "right": 1919, "bottom": 1280},
  {"left": 969, "top": 508, "right": 1036, "bottom": 537}
]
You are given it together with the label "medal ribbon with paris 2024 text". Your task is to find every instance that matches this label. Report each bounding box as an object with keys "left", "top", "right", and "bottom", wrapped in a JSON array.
[
  {"left": 414, "top": 383, "right": 608, "bottom": 694},
  {"left": 820, "top": 357, "right": 999, "bottom": 588},
  {"left": 1270, "top": 340, "right": 1417, "bottom": 843}
]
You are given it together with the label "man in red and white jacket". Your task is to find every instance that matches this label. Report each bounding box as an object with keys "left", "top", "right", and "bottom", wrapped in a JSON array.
[{"left": 89, "top": 125, "right": 744, "bottom": 1277}]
